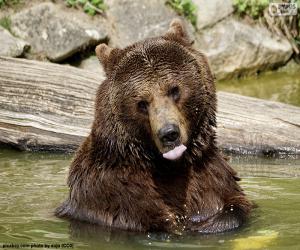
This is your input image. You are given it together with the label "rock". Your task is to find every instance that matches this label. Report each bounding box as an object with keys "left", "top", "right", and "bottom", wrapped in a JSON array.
[
  {"left": 78, "top": 56, "right": 104, "bottom": 76},
  {"left": 0, "top": 56, "right": 299, "bottom": 154},
  {"left": 193, "top": 0, "right": 233, "bottom": 29},
  {"left": 195, "top": 17, "right": 293, "bottom": 80},
  {"left": 277, "top": 59, "right": 300, "bottom": 74},
  {"left": 10, "top": 3, "right": 107, "bottom": 62},
  {"left": 106, "top": 0, "right": 194, "bottom": 48},
  {"left": 0, "top": 26, "right": 29, "bottom": 57}
]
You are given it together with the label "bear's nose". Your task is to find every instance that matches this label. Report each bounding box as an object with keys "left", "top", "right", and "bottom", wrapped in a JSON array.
[{"left": 158, "top": 124, "right": 180, "bottom": 145}]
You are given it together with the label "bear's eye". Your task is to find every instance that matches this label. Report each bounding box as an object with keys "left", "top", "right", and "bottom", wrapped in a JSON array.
[
  {"left": 137, "top": 100, "right": 148, "bottom": 113},
  {"left": 168, "top": 86, "right": 180, "bottom": 102}
]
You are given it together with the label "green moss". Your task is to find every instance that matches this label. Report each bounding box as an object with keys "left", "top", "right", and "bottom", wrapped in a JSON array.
[
  {"left": 0, "top": 16, "right": 11, "bottom": 32},
  {"left": 166, "top": 0, "right": 197, "bottom": 27},
  {"left": 64, "top": 0, "right": 107, "bottom": 16}
]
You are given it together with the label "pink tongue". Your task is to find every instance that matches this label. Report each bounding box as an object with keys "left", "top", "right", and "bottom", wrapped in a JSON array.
[{"left": 163, "top": 144, "right": 187, "bottom": 160}]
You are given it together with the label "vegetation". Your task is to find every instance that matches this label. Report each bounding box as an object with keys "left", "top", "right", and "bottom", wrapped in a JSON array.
[
  {"left": 233, "top": 0, "right": 269, "bottom": 19},
  {"left": 0, "top": 16, "right": 11, "bottom": 32},
  {"left": 233, "top": 0, "right": 300, "bottom": 58},
  {"left": 0, "top": 0, "right": 20, "bottom": 8},
  {"left": 65, "top": 0, "right": 107, "bottom": 16},
  {"left": 166, "top": 0, "right": 197, "bottom": 27}
]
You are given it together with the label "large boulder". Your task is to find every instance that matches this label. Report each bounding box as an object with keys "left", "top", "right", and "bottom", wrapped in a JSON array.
[
  {"left": 193, "top": 0, "right": 234, "bottom": 29},
  {"left": 10, "top": 3, "right": 108, "bottom": 62},
  {"left": 195, "top": 17, "right": 293, "bottom": 80},
  {"left": 106, "top": 0, "right": 194, "bottom": 48},
  {"left": 0, "top": 26, "right": 29, "bottom": 57}
]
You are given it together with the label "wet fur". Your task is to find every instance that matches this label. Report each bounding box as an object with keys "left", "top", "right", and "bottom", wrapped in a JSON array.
[{"left": 55, "top": 20, "right": 252, "bottom": 233}]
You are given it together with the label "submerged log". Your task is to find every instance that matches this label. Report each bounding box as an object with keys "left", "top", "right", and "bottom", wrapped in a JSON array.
[{"left": 0, "top": 56, "right": 299, "bottom": 155}]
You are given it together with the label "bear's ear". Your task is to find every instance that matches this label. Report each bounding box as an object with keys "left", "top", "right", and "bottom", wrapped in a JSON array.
[
  {"left": 164, "top": 18, "right": 191, "bottom": 45},
  {"left": 95, "top": 43, "right": 122, "bottom": 74}
]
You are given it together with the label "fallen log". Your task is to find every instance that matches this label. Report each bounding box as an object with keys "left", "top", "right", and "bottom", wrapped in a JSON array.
[{"left": 0, "top": 56, "right": 299, "bottom": 155}]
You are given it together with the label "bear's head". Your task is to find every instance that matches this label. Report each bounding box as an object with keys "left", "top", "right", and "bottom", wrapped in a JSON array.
[{"left": 92, "top": 19, "right": 216, "bottom": 164}]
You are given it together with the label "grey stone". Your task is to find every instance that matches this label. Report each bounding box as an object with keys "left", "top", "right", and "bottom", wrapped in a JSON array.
[
  {"left": 193, "top": 0, "right": 234, "bottom": 29},
  {"left": 0, "top": 26, "right": 29, "bottom": 57},
  {"left": 277, "top": 59, "right": 300, "bottom": 74},
  {"left": 10, "top": 3, "right": 107, "bottom": 62},
  {"left": 106, "top": 0, "right": 194, "bottom": 48},
  {"left": 195, "top": 17, "right": 293, "bottom": 80}
]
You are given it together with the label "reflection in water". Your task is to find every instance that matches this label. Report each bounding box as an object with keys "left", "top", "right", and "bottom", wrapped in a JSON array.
[
  {"left": 228, "top": 155, "right": 300, "bottom": 178},
  {"left": 217, "top": 71, "right": 300, "bottom": 107},
  {"left": 0, "top": 149, "right": 300, "bottom": 250}
]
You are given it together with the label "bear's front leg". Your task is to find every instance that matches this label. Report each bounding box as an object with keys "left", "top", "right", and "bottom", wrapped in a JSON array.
[
  {"left": 141, "top": 208, "right": 184, "bottom": 234},
  {"left": 188, "top": 206, "right": 245, "bottom": 233},
  {"left": 106, "top": 191, "right": 183, "bottom": 233},
  {"left": 186, "top": 197, "right": 252, "bottom": 233}
]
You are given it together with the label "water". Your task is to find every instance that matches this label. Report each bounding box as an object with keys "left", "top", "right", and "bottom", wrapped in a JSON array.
[
  {"left": 217, "top": 70, "right": 300, "bottom": 107},
  {"left": 0, "top": 149, "right": 300, "bottom": 250}
]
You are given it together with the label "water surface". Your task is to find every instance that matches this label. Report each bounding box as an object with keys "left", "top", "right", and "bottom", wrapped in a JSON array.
[
  {"left": 217, "top": 70, "right": 300, "bottom": 107},
  {"left": 0, "top": 149, "right": 300, "bottom": 250}
]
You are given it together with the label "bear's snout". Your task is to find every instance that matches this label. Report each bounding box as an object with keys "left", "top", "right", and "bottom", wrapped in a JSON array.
[
  {"left": 158, "top": 123, "right": 180, "bottom": 146},
  {"left": 148, "top": 95, "right": 188, "bottom": 158}
]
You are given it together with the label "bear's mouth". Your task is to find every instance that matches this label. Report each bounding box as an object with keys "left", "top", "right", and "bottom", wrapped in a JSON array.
[{"left": 162, "top": 144, "right": 187, "bottom": 161}]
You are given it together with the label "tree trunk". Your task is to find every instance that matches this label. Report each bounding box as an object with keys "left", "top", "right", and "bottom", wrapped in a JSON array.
[{"left": 0, "top": 56, "right": 299, "bottom": 155}]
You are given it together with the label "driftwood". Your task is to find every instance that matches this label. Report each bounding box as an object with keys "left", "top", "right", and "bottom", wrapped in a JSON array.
[{"left": 0, "top": 56, "right": 299, "bottom": 155}]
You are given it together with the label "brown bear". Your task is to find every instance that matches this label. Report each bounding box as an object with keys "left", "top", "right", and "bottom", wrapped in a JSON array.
[{"left": 55, "top": 19, "right": 252, "bottom": 234}]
